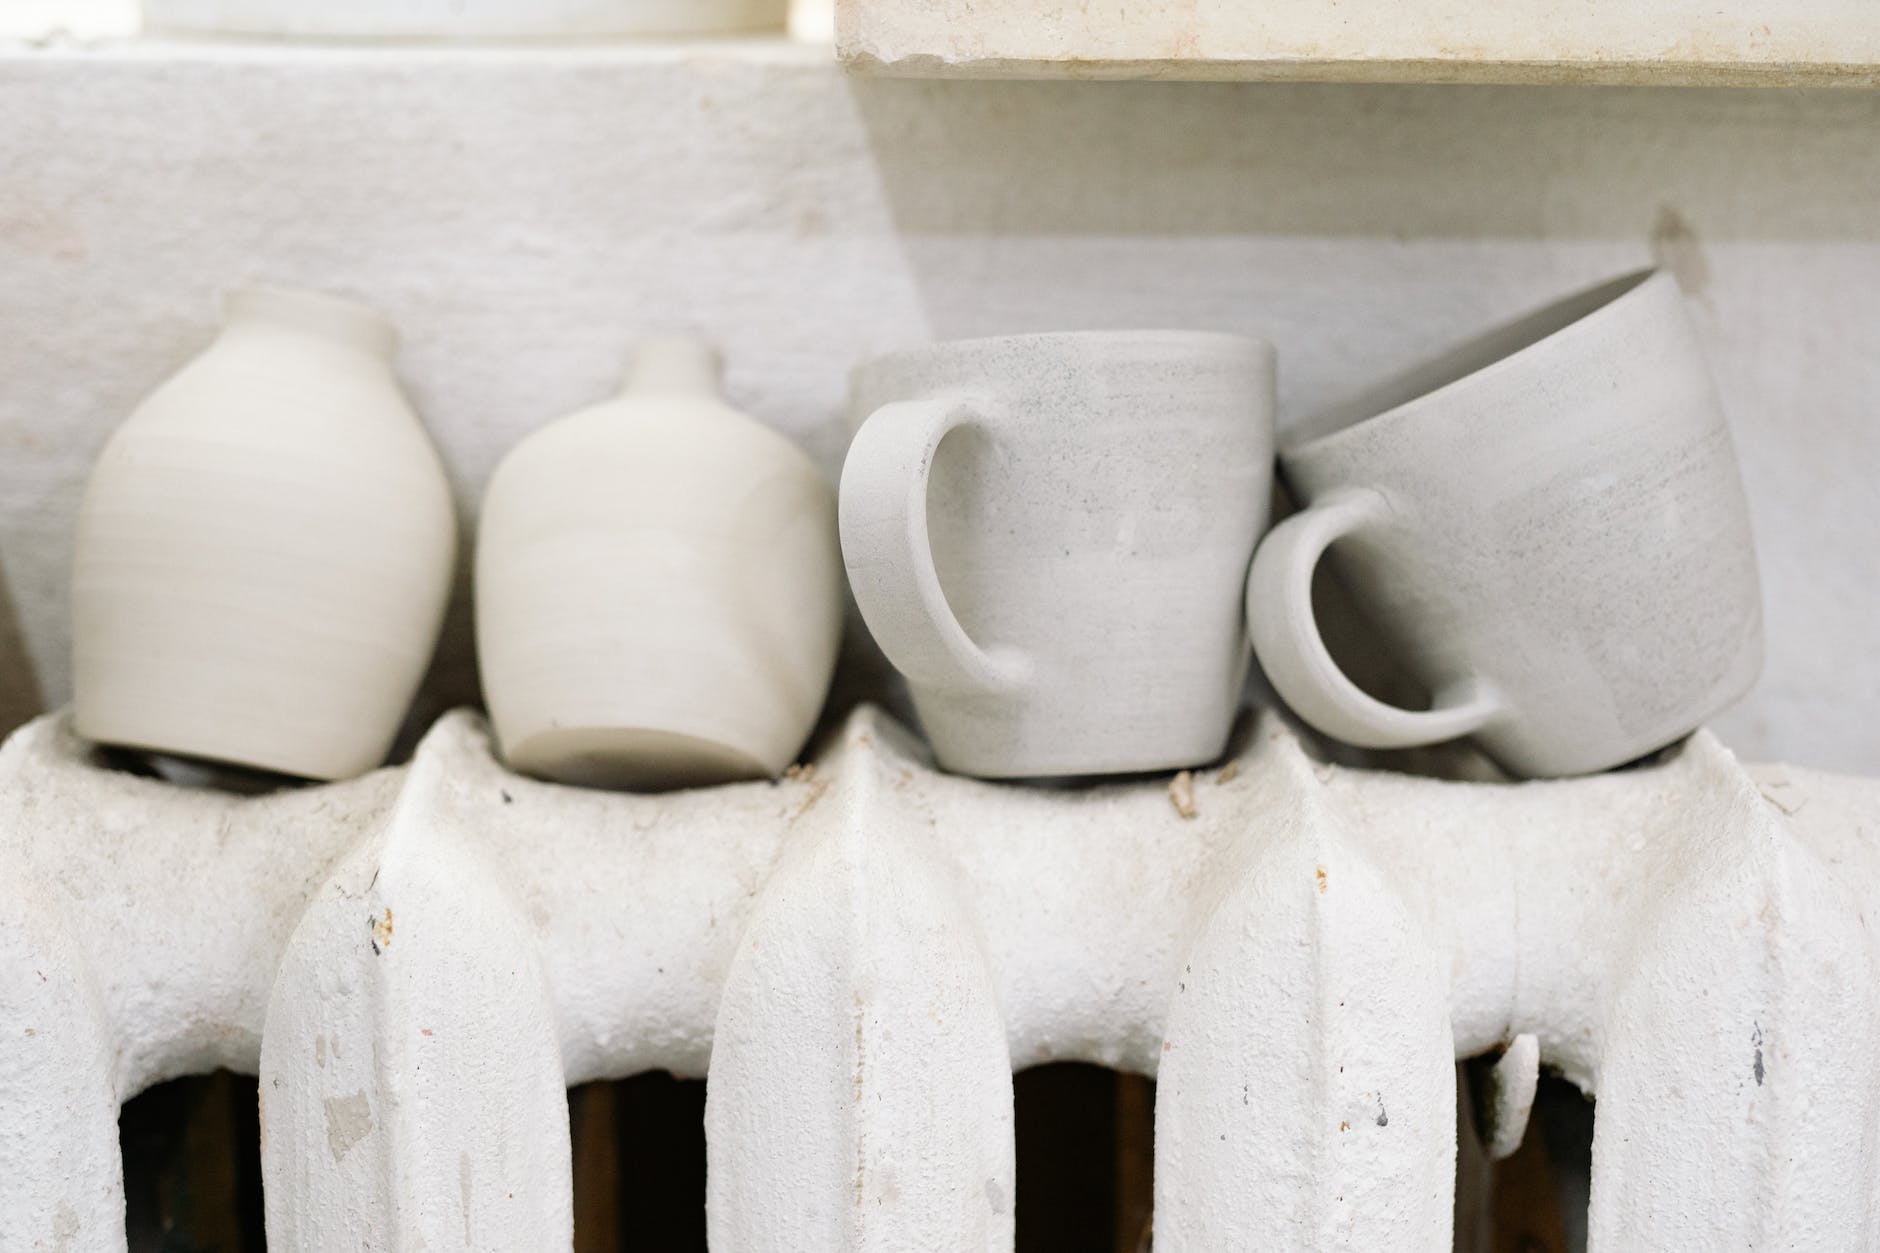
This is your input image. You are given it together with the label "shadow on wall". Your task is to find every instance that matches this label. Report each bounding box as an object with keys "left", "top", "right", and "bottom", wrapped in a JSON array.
[
  {"left": 0, "top": 556, "right": 42, "bottom": 737},
  {"left": 842, "top": 77, "right": 1880, "bottom": 415},
  {"left": 844, "top": 78, "right": 1880, "bottom": 242}
]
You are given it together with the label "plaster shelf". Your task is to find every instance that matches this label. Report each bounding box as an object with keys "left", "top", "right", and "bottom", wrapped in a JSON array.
[{"left": 836, "top": 0, "right": 1880, "bottom": 85}]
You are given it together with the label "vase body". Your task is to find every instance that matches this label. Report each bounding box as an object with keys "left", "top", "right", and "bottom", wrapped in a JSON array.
[
  {"left": 477, "top": 337, "right": 842, "bottom": 790},
  {"left": 72, "top": 286, "right": 458, "bottom": 780}
]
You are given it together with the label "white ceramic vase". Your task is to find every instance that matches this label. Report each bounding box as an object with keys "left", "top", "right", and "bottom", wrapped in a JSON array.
[
  {"left": 142, "top": 0, "right": 788, "bottom": 38},
  {"left": 476, "top": 336, "right": 842, "bottom": 790},
  {"left": 72, "top": 286, "right": 458, "bottom": 780}
]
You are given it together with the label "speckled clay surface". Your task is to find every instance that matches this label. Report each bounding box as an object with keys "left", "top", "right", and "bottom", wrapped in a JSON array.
[
  {"left": 71, "top": 286, "right": 457, "bottom": 780},
  {"left": 1248, "top": 269, "right": 1763, "bottom": 778},
  {"left": 842, "top": 330, "right": 1274, "bottom": 779}
]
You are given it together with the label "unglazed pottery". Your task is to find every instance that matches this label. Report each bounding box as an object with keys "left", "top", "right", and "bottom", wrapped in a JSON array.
[
  {"left": 1248, "top": 269, "right": 1763, "bottom": 778},
  {"left": 842, "top": 331, "right": 1274, "bottom": 779},
  {"left": 72, "top": 286, "right": 457, "bottom": 780},
  {"left": 142, "top": 0, "right": 787, "bottom": 37},
  {"left": 477, "top": 336, "right": 842, "bottom": 790}
]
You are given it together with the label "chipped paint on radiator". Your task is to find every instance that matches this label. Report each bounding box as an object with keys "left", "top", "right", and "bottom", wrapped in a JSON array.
[{"left": 1, "top": 705, "right": 1877, "bottom": 1249}]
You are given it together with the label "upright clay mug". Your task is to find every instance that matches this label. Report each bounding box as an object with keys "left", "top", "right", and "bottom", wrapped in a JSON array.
[
  {"left": 1247, "top": 269, "right": 1763, "bottom": 778},
  {"left": 842, "top": 331, "right": 1274, "bottom": 779}
]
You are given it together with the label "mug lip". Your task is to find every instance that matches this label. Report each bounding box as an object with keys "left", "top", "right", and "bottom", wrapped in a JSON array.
[
  {"left": 1282, "top": 268, "right": 1665, "bottom": 459},
  {"left": 853, "top": 328, "right": 1275, "bottom": 390}
]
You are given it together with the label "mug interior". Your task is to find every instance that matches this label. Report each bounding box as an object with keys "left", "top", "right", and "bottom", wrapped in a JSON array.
[{"left": 1284, "top": 269, "right": 1657, "bottom": 453}]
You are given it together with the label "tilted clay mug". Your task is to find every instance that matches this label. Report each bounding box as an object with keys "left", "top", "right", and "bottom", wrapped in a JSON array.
[
  {"left": 842, "top": 331, "right": 1275, "bottom": 779},
  {"left": 1247, "top": 269, "right": 1763, "bottom": 778},
  {"left": 72, "top": 285, "right": 457, "bottom": 780},
  {"left": 477, "top": 336, "right": 843, "bottom": 790}
]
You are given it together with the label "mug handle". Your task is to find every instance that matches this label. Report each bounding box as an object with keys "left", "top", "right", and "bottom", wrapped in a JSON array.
[
  {"left": 1246, "top": 487, "right": 1502, "bottom": 749},
  {"left": 840, "top": 396, "right": 1029, "bottom": 694}
]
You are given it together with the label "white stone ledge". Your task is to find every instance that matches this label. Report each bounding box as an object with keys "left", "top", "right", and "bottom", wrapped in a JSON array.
[
  {"left": 0, "top": 32, "right": 831, "bottom": 63},
  {"left": 837, "top": 0, "right": 1880, "bottom": 86}
]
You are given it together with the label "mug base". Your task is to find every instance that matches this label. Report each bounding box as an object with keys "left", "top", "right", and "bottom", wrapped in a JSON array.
[
  {"left": 928, "top": 730, "right": 1233, "bottom": 782},
  {"left": 1483, "top": 726, "right": 1697, "bottom": 780},
  {"left": 1479, "top": 640, "right": 1761, "bottom": 780}
]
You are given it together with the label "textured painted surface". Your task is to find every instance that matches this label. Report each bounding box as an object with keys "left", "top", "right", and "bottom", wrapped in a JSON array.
[
  {"left": 259, "top": 738, "right": 573, "bottom": 1250},
  {"left": 1, "top": 43, "right": 1878, "bottom": 772},
  {"left": 2, "top": 704, "right": 1877, "bottom": 1247},
  {"left": 838, "top": 0, "right": 1880, "bottom": 84}
]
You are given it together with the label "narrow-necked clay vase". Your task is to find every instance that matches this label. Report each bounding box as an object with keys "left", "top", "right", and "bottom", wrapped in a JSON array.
[
  {"left": 72, "top": 286, "right": 458, "bottom": 780},
  {"left": 476, "top": 336, "right": 842, "bottom": 790}
]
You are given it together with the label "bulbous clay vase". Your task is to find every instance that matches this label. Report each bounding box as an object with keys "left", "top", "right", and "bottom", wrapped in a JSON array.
[
  {"left": 72, "top": 286, "right": 458, "bottom": 780},
  {"left": 476, "top": 336, "right": 842, "bottom": 790}
]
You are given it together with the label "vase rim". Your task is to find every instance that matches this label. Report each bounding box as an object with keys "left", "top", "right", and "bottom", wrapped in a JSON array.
[
  {"left": 225, "top": 285, "right": 398, "bottom": 359},
  {"left": 621, "top": 334, "right": 725, "bottom": 396}
]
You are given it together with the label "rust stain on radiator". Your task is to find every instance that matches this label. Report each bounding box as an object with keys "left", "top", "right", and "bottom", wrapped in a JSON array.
[
  {"left": 1168, "top": 771, "right": 1197, "bottom": 819},
  {"left": 369, "top": 907, "right": 394, "bottom": 953}
]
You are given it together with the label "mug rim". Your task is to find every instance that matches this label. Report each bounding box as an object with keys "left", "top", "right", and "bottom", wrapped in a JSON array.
[
  {"left": 1282, "top": 268, "right": 1664, "bottom": 459},
  {"left": 852, "top": 328, "right": 1274, "bottom": 392}
]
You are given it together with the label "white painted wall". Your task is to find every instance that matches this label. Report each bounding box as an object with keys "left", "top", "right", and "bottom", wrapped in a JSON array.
[
  {"left": 0, "top": 1, "right": 138, "bottom": 38},
  {"left": 0, "top": 40, "right": 1876, "bottom": 771}
]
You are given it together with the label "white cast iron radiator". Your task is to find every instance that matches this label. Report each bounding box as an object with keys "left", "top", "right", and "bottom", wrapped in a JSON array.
[{"left": 1, "top": 704, "right": 1875, "bottom": 1250}]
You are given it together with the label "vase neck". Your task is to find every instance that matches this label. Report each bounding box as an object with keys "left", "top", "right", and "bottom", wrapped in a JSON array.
[
  {"left": 223, "top": 286, "right": 397, "bottom": 363},
  {"left": 619, "top": 336, "right": 725, "bottom": 398}
]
